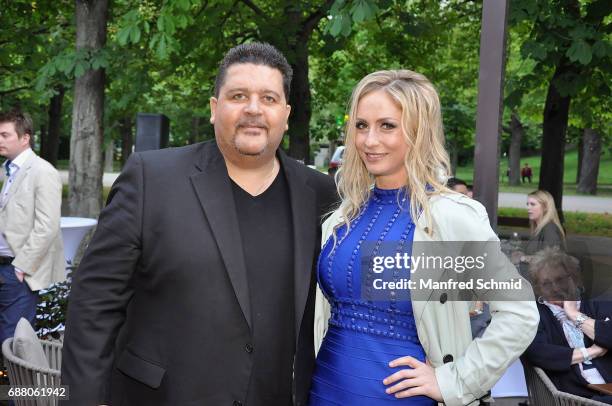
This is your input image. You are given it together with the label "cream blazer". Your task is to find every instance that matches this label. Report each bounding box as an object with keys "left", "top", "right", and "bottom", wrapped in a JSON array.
[
  {"left": 314, "top": 192, "right": 539, "bottom": 406},
  {"left": 0, "top": 152, "right": 65, "bottom": 291}
]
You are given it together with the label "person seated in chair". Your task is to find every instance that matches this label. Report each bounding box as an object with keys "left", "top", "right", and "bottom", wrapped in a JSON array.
[{"left": 523, "top": 247, "right": 612, "bottom": 404}]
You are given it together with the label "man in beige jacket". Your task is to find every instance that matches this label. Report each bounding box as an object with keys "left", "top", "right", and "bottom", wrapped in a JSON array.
[{"left": 0, "top": 109, "right": 65, "bottom": 344}]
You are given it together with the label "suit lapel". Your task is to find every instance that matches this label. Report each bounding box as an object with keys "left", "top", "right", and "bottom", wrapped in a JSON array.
[
  {"left": 1, "top": 154, "right": 34, "bottom": 212},
  {"left": 189, "top": 142, "right": 252, "bottom": 330},
  {"left": 280, "top": 152, "right": 317, "bottom": 341}
]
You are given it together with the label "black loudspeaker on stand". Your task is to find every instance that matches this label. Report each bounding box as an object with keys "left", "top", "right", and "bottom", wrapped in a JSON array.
[{"left": 135, "top": 113, "right": 170, "bottom": 152}]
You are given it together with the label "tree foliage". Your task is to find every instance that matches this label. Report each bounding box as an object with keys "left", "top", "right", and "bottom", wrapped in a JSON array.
[{"left": 0, "top": 0, "right": 609, "bottom": 202}]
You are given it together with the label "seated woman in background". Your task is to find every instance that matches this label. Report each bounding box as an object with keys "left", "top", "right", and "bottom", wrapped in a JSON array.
[
  {"left": 513, "top": 190, "right": 565, "bottom": 273},
  {"left": 526, "top": 190, "right": 565, "bottom": 251},
  {"left": 523, "top": 247, "right": 612, "bottom": 404}
]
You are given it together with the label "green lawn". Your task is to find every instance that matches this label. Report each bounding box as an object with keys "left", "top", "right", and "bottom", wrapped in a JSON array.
[
  {"left": 499, "top": 207, "right": 612, "bottom": 238},
  {"left": 455, "top": 148, "right": 612, "bottom": 197}
]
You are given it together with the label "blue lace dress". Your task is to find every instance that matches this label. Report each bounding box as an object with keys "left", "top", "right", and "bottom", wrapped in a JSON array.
[{"left": 309, "top": 187, "right": 436, "bottom": 405}]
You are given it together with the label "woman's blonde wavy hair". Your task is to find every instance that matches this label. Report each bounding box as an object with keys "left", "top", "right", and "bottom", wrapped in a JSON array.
[
  {"left": 528, "top": 190, "right": 565, "bottom": 239},
  {"left": 335, "top": 69, "right": 451, "bottom": 239}
]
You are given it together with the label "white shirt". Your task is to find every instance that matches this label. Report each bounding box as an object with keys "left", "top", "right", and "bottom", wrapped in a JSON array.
[{"left": 0, "top": 148, "right": 33, "bottom": 259}]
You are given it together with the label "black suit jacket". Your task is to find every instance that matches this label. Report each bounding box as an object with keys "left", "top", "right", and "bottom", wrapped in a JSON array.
[
  {"left": 523, "top": 300, "right": 612, "bottom": 399},
  {"left": 61, "top": 141, "right": 337, "bottom": 406}
]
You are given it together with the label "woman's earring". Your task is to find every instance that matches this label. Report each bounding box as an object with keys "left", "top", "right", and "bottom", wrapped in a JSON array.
[{"left": 537, "top": 296, "right": 545, "bottom": 304}]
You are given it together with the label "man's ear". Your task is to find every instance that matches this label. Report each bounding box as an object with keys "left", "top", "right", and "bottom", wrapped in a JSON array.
[
  {"left": 210, "top": 97, "right": 218, "bottom": 124},
  {"left": 285, "top": 104, "right": 291, "bottom": 129},
  {"left": 22, "top": 133, "right": 31, "bottom": 147}
]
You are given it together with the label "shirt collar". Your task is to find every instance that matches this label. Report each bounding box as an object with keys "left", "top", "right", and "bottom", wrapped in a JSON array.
[{"left": 6, "top": 148, "right": 33, "bottom": 170}]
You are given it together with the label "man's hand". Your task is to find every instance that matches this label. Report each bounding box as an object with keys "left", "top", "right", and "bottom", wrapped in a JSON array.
[
  {"left": 14, "top": 269, "right": 24, "bottom": 283},
  {"left": 383, "top": 356, "right": 443, "bottom": 402}
]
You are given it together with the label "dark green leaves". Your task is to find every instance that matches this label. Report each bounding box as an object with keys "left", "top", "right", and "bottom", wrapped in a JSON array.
[
  {"left": 116, "top": 10, "right": 142, "bottom": 45},
  {"left": 592, "top": 40, "right": 611, "bottom": 58},
  {"left": 521, "top": 40, "right": 549, "bottom": 61},
  {"left": 567, "top": 39, "right": 592, "bottom": 65},
  {"left": 35, "top": 48, "right": 110, "bottom": 91},
  {"left": 327, "top": 0, "right": 379, "bottom": 37}
]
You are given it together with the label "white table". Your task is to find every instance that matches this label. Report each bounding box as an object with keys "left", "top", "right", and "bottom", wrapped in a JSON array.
[
  {"left": 60, "top": 217, "right": 97, "bottom": 266},
  {"left": 491, "top": 359, "right": 529, "bottom": 398}
]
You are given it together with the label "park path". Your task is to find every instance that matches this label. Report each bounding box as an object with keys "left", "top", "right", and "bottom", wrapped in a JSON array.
[
  {"left": 59, "top": 171, "right": 611, "bottom": 214},
  {"left": 499, "top": 192, "right": 611, "bottom": 214}
]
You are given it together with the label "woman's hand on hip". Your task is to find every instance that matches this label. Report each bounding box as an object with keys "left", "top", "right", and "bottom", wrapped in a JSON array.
[{"left": 383, "top": 356, "right": 443, "bottom": 402}]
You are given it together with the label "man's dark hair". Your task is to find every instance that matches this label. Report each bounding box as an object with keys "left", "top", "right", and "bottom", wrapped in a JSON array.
[
  {"left": 447, "top": 177, "right": 467, "bottom": 189},
  {"left": 0, "top": 109, "right": 33, "bottom": 138},
  {"left": 214, "top": 42, "right": 293, "bottom": 101}
]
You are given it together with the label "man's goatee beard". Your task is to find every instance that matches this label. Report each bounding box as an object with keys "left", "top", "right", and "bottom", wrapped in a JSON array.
[{"left": 234, "top": 142, "right": 265, "bottom": 157}]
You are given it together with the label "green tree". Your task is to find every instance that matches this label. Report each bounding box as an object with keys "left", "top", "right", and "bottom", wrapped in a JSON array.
[
  {"left": 0, "top": 0, "right": 74, "bottom": 165},
  {"left": 113, "top": 0, "right": 383, "bottom": 163},
  {"left": 310, "top": 0, "right": 482, "bottom": 169},
  {"left": 509, "top": 0, "right": 611, "bottom": 218}
]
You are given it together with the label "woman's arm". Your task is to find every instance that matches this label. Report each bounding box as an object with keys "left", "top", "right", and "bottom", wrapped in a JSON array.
[
  {"left": 524, "top": 317, "right": 574, "bottom": 371},
  {"left": 314, "top": 286, "right": 331, "bottom": 355},
  {"left": 569, "top": 345, "right": 608, "bottom": 365},
  {"left": 590, "top": 300, "right": 612, "bottom": 348},
  {"left": 564, "top": 300, "right": 612, "bottom": 348},
  {"left": 594, "top": 318, "right": 612, "bottom": 348},
  {"left": 313, "top": 210, "right": 342, "bottom": 354},
  {"left": 426, "top": 196, "right": 540, "bottom": 406},
  {"left": 540, "top": 222, "right": 563, "bottom": 249}
]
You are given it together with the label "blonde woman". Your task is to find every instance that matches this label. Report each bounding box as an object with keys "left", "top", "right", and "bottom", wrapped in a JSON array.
[
  {"left": 310, "top": 70, "right": 539, "bottom": 405},
  {"left": 513, "top": 190, "right": 566, "bottom": 267},
  {"left": 526, "top": 190, "right": 565, "bottom": 252}
]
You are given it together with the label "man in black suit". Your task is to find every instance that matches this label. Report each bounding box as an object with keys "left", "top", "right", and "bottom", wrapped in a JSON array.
[{"left": 61, "top": 42, "right": 337, "bottom": 406}]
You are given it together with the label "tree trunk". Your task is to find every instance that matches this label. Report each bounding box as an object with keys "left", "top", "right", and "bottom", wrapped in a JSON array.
[
  {"left": 104, "top": 141, "right": 114, "bottom": 172},
  {"left": 576, "top": 128, "right": 601, "bottom": 195},
  {"left": 576, "top": 136, "right": 583, "bottom": 183},
  {"left": 189, "top": 116, "right": 200, "bottom": 144},
  {"left": 69, "top": 0, "right": 108, "bottom": 217},
  {"left": 262, "top": 2, "right": 332, "bottom": 163},
  {"left": 287, "top": 40, "right": 311, "bottom": 163},
  {"left": 508, "top": 112, "right": 523, "bottom": 186},
  {"left": 119, "top": 117, "right": 133, "bottom": 168},
  {"left": 42, "top": 85, "right": 65, "bottom": 167},
  {"left": 538, "top": 64, "right": 572, "bottom": 222}
]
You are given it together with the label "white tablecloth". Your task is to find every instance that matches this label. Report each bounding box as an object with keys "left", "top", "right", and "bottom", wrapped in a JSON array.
[{"left": 60, "top": 217, "right": 97, "bottom": 265}]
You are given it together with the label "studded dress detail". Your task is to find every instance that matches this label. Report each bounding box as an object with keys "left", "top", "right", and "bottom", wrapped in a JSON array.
[{"left": 309, "top": 187, "right": 436, "bottom": 405}]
